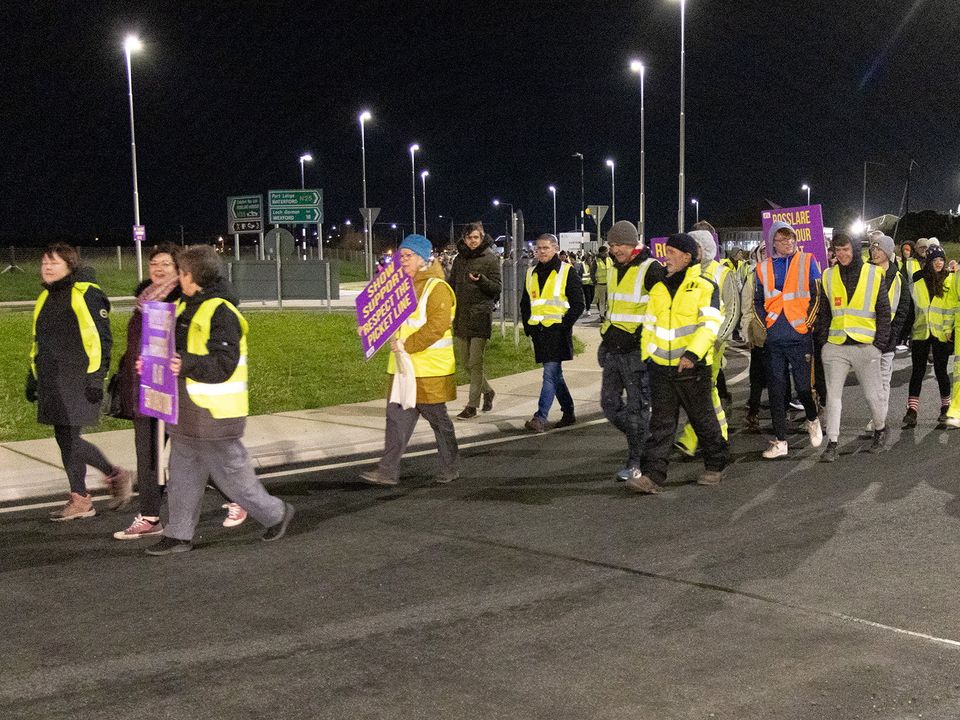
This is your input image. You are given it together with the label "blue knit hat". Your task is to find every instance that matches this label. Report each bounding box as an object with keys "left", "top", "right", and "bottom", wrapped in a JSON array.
[{"left": 400, "top": 234, "right": 433, "bottom": 262}]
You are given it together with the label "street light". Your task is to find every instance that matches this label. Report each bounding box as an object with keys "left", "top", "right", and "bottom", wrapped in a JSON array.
[
  {"left": 123, "top": 33, "right": 144, "bottom": 281},
  {"left": 572, "top": 152, "right": 584, "bottom": 232},
  {"left": 677, "top": 0, "right": 686, "bottom": 232},
  {"left": 298, "top": 153, "right": 312, "bottom": 189},
  {"left": 358, "top": 110, "right": 372, "bottom": 278},
  {"left": 421, "top": 170, "right": 429, "bottom": 239},
  {"left": 801, "top": 183, "right": 811, "bottom": 205},
  {"left": 606, "top": 159, "right": 616, "bottom": 224},
  {"left": 548, "top": 185, "right": 557, "bottom": 237},
  {"left": 630, "top": 59, "right": 646, "bottom": 242},
  {"left": 409, "top": 144, "right": 420, "bottom": 234},
  {"left": 862, "top": 161, "right": 885, "bottom": 220},
  {"left": 493, "top": 199, "right": 514, "bottom": 238},
  {"left": 691, "top": 198, "right": 699, "bottom": 223}
]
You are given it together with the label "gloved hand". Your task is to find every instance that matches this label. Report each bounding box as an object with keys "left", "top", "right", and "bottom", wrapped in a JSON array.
[
  {"left": 25, "top": 372, "right": 37, "bottom": 403},
  {"left": 85, "top": 385, "right": 104, "bottom": 404}
]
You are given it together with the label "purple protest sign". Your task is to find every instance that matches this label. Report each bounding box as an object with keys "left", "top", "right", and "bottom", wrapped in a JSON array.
[
  {"left": 138, "top": 301, "right": 178, "bottom": 424},
  {"left": 132, "top": 225, "right": 146, "bottom": 243},
  {"left": 356, "top": 256, "right": 418, "bottom": 360},
  {"left": 649, "top": 237, "right": 669, "bottom": 265},
  {"left": 761, "top": 205, "right": 828, "bottom": 269}
]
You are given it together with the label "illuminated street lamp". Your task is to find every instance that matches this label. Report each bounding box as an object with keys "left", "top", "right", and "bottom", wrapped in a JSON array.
[
  {"left": 606, "top": 159, "right": 616, "bottom": 224},
  {"left": 123, "top": 34, "right": 144, "bottom": 280},
  {"left": 409, "top": 144, "right": 420, "bottom": 234},
  {"left": 691, "top": 198, "right": 699, "bottom": 223},
  {"left": 630, "top": 59, "right": 646, "bottom": 241},
  {"left": 677, "top": 0, "right": 686, "bottom": 232},
  {"left": 801, "top": 183, "right": 811, "bottom": 205},
  {"left": 298, "top": 153, "right": 312, "bottom": 189},
  {"left": 572, "top": 152, "right": 584, "bottom": 232},
  {"left": 548, "top": 185, "right": 557, "bottom": 236},
  {"left": 358, "top": 110, "right": 373, "bottom": 278},
  {"left": 421, "top": 170, "right": 429, "bottom": 238}
]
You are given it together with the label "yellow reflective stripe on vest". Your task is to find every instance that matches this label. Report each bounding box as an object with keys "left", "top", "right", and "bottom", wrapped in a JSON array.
[
  {"left": 641, "top": 266, "right": 717, "bottom": 366},
  {"left": 526, "top": 263, "right": 571, "bottom": 327},
  {"left": 30, "top": 282, "right": 103, "bottom": 375},
  {"left": 387, "top": 277, "right": 456, "bottom": 377},
  {"left": 179, "top": 297, "right": 249, "bottom": 419},
  {"left": 887, "top": 271, "right": 901, "bottom": 320}
]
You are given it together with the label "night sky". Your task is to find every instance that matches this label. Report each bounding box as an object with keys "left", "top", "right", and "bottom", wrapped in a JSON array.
[{"left": 4, "top": 0, "right": 959, "bottom": 246}]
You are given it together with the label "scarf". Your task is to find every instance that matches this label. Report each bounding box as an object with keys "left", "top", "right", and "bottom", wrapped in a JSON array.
[{"left": 137, "top": 278, "right": 179, "bottom": 312}]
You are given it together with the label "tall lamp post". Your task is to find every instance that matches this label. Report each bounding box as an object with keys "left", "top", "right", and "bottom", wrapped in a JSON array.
[
  {"left": 630, "top": 59, "right": 646, "bottom": 242},
  {"left": 548, "top": 186, "right": 557, "bottom": 237},
  {"left": 123, "top": 34, "right": 144, "bottom": 281},
  {"left": 420, "top": 170, "right": 429, "bottom": 239},
  {"left": 691, "top": 198, "right": 699, "bottom": 223},
  {"left": 298, "top": 153, "right": 312, "bottom": 252},
  {"left": 862, "top": 161, "right": 885, "bottom": 220},
  {"left": 493, "top": 199, "right": 513, "bottom": 239},
  {"left": 358, "top": 110, "right": 372, "bottom": 278},
  {"left": 801, "top": 183, "right": 811, "bottom": 205},
  {"left": 573, "top": 152, "right": 585, "bottom": 232},
  {"left": 677, "top": 0, "right": 686, "bottom": 232},
  {"left": 409, "top": 144, "right": 420, "bottom": 234},
  {"left": 606, "top": 159, "right": 616, "bottom": 224}
]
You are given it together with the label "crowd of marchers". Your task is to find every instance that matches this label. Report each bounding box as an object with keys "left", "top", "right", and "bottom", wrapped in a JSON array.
[{"left": 23, "top": 219, "right": 960, "bottom": 553}]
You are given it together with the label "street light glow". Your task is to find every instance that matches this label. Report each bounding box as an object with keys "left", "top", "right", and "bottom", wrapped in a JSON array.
[
  {"left": 299, "top": 153, "right": 312, "bottom": 162},
  {"left": 421, "top": 170, "right": 429, "bottom": 179},
  {"left": 606, "top": 159, "right": 614, "bottom": 168},
  {"left": 850, "top": 219, "right": 865, "bottom": 235},
  {"left": 630, "top": 59, "right": 645, "bottom": 77},
  {"left": 359, "top": 110, "right": 372, "bottom": 123},
  {"left": 801, "top": 183, "right": 810, "bottom": 191},
  {"left": 549, "top": 186, "right": 556, "bottom": 194},
  {"left": 492, "top": 199, "right": 500, "bottom": 207},
  {"left": 124, "top": 35, "right": 142, "bottom": 54},
  {"left": 409, "top": 143, "right": 419, "bottom": 153}
]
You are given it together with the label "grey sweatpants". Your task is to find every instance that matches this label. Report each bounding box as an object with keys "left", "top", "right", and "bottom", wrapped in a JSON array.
[
  {"left": 378, "top": 402, "right": 459, "bottom": 482},
  {"left": 165, "top": 435, "right": 286, "bottom": 541},
  {"left": 454, "top": 336, "right": 493, "bottom": 408},
  {"left": 878, "top": 351, "right": 895, "bottom": 425},
  {"left": 821, "top": 343, "right": 886, "bottom": 442}
]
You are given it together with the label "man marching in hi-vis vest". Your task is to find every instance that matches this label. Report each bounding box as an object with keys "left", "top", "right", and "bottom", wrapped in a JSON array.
[{"left": 598, "top": 221, "right": 664, "bottom": 484}]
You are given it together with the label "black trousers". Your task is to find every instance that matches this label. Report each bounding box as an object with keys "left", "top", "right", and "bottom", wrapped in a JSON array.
[
  {"left": 644, "top": 363, "right": 729, "bottom": 483},
  {"left": 53, "top": 425, "right": 114, "bottom": 495},
  {"left": 582, "top": 284, "right": 595, "bottom": 311},
  {"left": 909, "top": 336, "right": 952, "bottom": 400}
]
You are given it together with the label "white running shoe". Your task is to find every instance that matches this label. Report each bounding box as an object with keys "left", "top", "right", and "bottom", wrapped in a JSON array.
[
  {"left": 806, "top": 418, "right": 823, "bottom": 447},
  {"left": 944, "top": 417, "right": 960, "bottom": 429},
  {"left": 762, "top": 440, "right": 788, "bottom": 459}
]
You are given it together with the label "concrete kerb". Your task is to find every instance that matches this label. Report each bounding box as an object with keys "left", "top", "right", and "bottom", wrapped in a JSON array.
[{"left": 0, "top": 323, "right": 605, "bottom": 504}]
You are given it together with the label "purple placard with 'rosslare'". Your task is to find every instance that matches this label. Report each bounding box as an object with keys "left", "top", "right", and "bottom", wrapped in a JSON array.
[
  {"left": 355, "top": 256, "right": 418, "bottom": 360},
  {"left": 761, "top": 204, "right": 828, "bottom": 270},
  {"left": 138, "top": 301, "right": 178, "bottom": 424}
]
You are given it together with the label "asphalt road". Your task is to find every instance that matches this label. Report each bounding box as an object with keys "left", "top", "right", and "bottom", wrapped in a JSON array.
[{"left": 5, "top": 350, "right": 960, "bottom": 719}]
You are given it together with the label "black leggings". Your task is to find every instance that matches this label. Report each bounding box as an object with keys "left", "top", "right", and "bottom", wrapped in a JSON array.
[
  {"left": 582, "top": 284, "right": 595, "bottom": 311},
  {"left": 53, "top": 425, "right": 114, "bottom": 495},
  {"left": 908, "top": 336, "right": 952, "bottom": 400}
]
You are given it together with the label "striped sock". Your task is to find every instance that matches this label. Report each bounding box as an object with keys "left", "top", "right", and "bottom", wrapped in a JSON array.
[{"left": 907, "top": 397, "right": 920, "bottom": 411}]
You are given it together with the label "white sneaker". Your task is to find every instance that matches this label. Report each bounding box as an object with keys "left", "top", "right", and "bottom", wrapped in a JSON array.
[
  {"left": 895, "top": 344, "right": 908, "bottom": 353},
  {"left": 945, "top": 417, "right": 960, "bottom": 429},
  {"left": 865, "top": 419, "right": 874, "bottom": 433},
  {"left": 222, "top": 503, "right": 248, "bottom": 528},
  {"left": 806, "top": 419, "right": 823, "bottom": 448},
  {"left": 762, "top": 440, "right": 788, "bottom": 459}
]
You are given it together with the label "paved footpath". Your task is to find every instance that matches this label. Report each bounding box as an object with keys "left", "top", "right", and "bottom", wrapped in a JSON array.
[{"left": 0, "top": 321, "right": 606, "bottom": 504}]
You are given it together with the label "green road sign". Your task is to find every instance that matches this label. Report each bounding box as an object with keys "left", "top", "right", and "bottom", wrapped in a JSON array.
[
  {"left": 227, "top": 194, "right": 263, "bottom": 234},
  {"left": 268, "top": 189, "right": 323, "bottom": 224}
]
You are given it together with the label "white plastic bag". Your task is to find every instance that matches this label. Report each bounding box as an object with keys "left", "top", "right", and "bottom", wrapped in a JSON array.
[{"left": 389, "top": 350, "right": 417, "bottom": 409}]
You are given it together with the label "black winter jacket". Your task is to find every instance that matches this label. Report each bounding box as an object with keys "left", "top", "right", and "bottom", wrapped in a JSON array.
[
  {"left": 814, "top": 256, "right": 890, "bottom": 351},
  {"left": 169, "top": 279, "right": 246, "bottom": 440},
  {"left": 31, "top": 268, "right": 111, "bottom": 427},
  {"left": 450, "top": 238, "right": 502, "bottom": 339}
]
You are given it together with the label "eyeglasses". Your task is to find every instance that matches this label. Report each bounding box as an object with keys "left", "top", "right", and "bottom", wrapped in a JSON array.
[
  {"left": 149, "top": 261, "right": 175, "bottom": 268},
  {"left": 398, "top": 251, "right": 417, "bottom": 260}
]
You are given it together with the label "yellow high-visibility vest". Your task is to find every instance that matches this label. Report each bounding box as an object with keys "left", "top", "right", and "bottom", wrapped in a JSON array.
[
  {"left": 526, "top": 263, "right": 571, "bottom": 327},
  {"left": 31, "top": 281, "right": 103, "bottom": 376},
  {"left": 595, "top": 257, "right": 612, "bottom": 284},
  {"left": 911, "top": 277, "right": 954, "bottom": 342},
  {"left": 602, "top": 258, "right": 655, "bottom": 335},
  {"left": 641, "top": 264, "right": 721, "bottom": 367},
  {"left": 178, "top": 297, "right": 249, "bottom": 419},
  {"left": 704, "top": 259, "right": 731, "bottom": 314},
  {"left": 823, "top": 263, "right": 882, "bottom": 345},
  {"left": 387, "top": 277, "right": 456, "bottom": 377},
  {"left": 886, "top": 269, "right": 902, "bottom": 320}
]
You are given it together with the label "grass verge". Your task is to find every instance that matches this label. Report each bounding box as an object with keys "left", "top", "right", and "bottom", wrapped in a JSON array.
[{"left": 0, "top": 310, "right": 558, "bottom": 442}]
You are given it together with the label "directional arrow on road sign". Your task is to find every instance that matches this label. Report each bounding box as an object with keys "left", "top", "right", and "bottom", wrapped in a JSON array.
[
  {"left": 268, "top": 189, "right": 323, "bottom": 225},
  {"left": 268, "top": 190, "right": 321, "bottom": 207}
]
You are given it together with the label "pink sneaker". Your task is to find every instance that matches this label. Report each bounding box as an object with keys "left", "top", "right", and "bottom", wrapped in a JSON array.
[
  {"left": 222, "top": 503, "right": 248, "bottom": 528},
  {"left": 113, "top": 514, "right": 163, "bottom": 540}
]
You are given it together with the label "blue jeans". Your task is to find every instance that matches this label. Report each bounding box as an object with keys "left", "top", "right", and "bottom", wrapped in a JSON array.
[{"left": 536, "top": 361, "right": 574, "bottom": 420}]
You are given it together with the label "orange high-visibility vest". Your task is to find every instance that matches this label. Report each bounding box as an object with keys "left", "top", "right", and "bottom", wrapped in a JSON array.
[{"left": 757, "top": 252, "right": 813, "bottom": 335}]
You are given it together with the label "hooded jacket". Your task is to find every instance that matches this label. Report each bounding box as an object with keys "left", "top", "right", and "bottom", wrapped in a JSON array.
[
  {"left": 690, "top": 229, "right": 741, "bottom": 342},
  {"left": 30, "top": 266, "right": 111, "bottom": 427},
  {"left": 169, "top": 278, "right": 246, "bottom": 440},
  {"left": 753, "top": 221, "right": 822, "bottom": 343},
  {"left": 449, "top": 235, "right": 502, "bottom": 339}
]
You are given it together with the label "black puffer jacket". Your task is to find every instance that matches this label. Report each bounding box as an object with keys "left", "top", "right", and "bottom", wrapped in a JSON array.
[
  {"left": 30, "top": 267, "right": 111, "bottom": 427},
  {"left": 449, "top": 237, "right": 502, "bottom": 339},
  {"left": 168, "top": 279, "right": 246, "bottom": 440}
]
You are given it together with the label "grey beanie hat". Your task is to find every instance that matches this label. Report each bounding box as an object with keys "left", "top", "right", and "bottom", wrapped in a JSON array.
[
  {"left": 873, "top": 234, "right": 896, "bottom": 262},
  {"left": 607, "top": 220, "right": 639, "bottom": 246}
]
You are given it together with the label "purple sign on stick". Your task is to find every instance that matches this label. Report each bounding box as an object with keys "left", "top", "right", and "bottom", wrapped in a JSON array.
[
  {"left": 355, "top": 256, "right": 418, "bottom": 360},
  {"left": 761, "top": 205, "right": 828, "bottom": 270},
  {"left": 138, "top": 301, "right": 178, "bottom": 424},
  {"left": 649, "top": 237, "right": 669, "bottom": 265}
]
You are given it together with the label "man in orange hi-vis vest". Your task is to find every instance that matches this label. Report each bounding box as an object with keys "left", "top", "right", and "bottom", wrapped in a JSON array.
[{"left": 753, "top": 221, "right": 823, "bottom": 459}]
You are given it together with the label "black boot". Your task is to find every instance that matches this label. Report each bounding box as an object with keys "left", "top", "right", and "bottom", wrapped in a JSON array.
[{"left": 902, "top": 408, "right": 917, "bottom": 428}]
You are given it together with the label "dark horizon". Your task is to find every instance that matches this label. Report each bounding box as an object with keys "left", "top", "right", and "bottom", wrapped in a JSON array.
[{"left": 4, "top": 0, "right": 958, "bottom": 247}]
